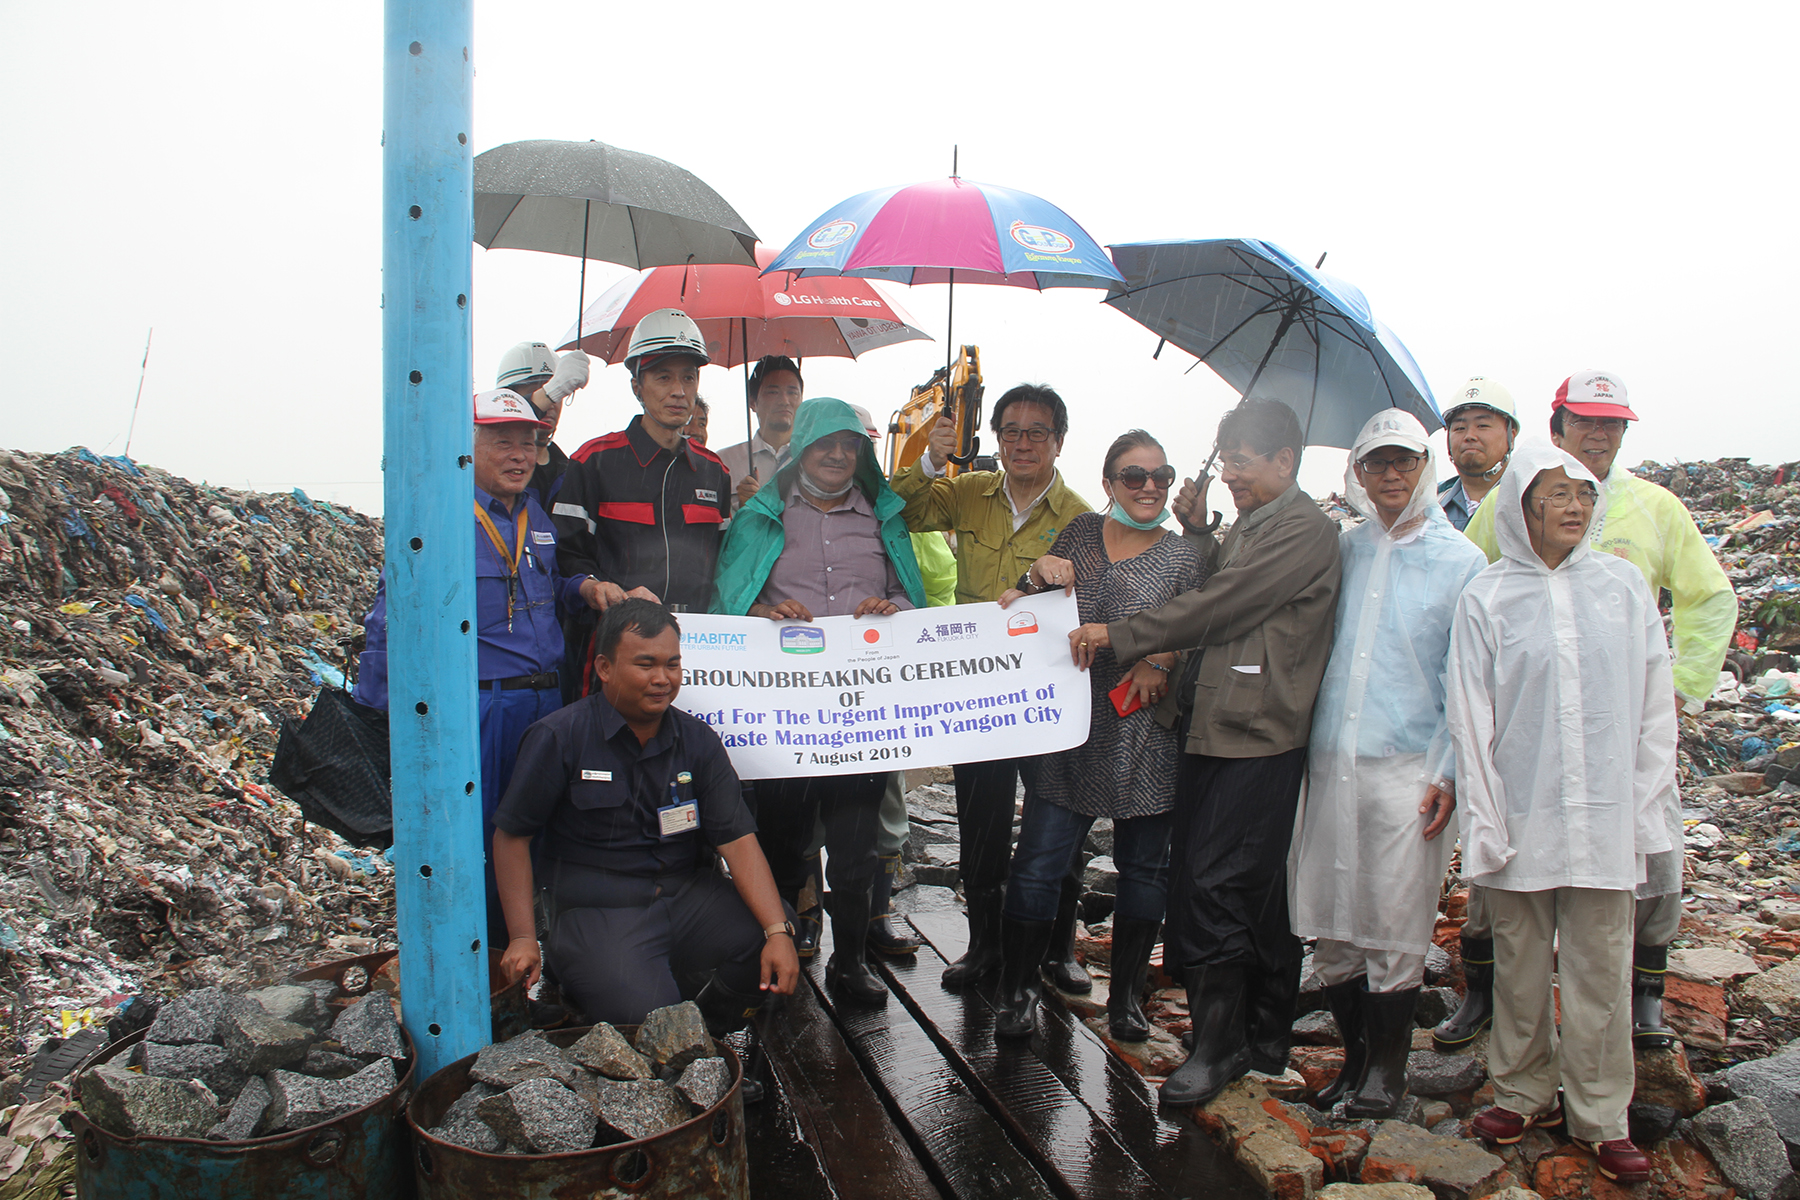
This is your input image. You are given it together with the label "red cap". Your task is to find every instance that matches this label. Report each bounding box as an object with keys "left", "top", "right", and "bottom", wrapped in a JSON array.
[{"left": 1552, "top": 371, "right": 1638, "bottom": 421}]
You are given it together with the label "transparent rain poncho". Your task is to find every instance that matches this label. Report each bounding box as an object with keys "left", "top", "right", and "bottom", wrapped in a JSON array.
[
  {"left": 1447, "top": 440, "right": 1678, "bottom": 892},
  {"left": 1290, "top": 411, "right": 1488, "bottom": 954}
]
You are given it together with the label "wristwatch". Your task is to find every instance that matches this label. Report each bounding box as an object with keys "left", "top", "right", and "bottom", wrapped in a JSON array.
[{"left": 764, "top": 920, "right": 795, "bottom": 940}]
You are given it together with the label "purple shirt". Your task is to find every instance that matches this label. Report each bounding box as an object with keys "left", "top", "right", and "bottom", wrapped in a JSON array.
[{"left": 757, "top": 485, "right": 913, "bottom": 617}]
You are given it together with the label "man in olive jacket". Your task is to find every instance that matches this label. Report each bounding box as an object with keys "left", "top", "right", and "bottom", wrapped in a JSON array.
[{"left": 1070, "top": 398, "right": 1341, "bottom": 1108}]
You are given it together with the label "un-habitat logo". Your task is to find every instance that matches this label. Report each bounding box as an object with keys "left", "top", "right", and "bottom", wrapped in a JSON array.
[
  {"left": 780, "top": 626, "right": 826, "bottom": 654},
  {"left": 807, "top": 220, "right": 857, "bottom": 251}
]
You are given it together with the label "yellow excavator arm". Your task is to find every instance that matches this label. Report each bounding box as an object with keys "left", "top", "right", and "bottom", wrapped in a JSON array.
[{"left": 884, "top": 345, "right": 984, "bottom": 477}]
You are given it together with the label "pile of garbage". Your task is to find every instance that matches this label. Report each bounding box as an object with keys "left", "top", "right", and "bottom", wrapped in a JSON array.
[
  {"left": 427, "top": 1003, "right": 732, "bottom": 1155},
  {"left": 78, "top": 983, "right": 407, "bottom": 1140},
  {"left": 0, "top": 446, "right": 394, "bottom": 1051}
]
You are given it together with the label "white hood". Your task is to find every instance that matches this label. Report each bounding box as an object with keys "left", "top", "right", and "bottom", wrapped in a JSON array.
[
  {"left": 1341, "top": 409, "right": 1441, "bottom": 541},
  {"left": 1489, "top": 439, "right": 1608, "bottom": 572}
]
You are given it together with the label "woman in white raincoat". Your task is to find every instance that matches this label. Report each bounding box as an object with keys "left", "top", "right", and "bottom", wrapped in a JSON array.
[
  {"left": 1450, "top": 440, "right": 1676, "bottom": 1186},
  {"left": 1290, "top": 410, "right": 1486, "bottom": 1118}
]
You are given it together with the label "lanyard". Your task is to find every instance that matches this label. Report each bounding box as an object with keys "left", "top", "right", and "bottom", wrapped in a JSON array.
[{"left": 474, "top": 502, "right": 529, "bottom": 631}]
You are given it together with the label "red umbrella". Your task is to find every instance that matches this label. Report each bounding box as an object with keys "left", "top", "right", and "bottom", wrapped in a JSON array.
[{"left": 555, "top": 247, "right": 932, "bottom": 367}]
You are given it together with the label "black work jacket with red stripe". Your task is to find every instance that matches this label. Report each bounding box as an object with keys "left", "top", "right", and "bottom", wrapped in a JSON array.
[{"left": 552, "top": 415, "right": 730, "bottom": 613}]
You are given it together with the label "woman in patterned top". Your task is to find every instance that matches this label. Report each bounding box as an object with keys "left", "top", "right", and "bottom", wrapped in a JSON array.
[{"left": 990, "top": 429, "right": 1207, "bottom": 1043}]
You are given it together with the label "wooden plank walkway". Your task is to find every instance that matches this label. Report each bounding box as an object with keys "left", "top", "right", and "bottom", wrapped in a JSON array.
[{"left": 747, "top": 908, "right": 1260, "bottom": 1200}]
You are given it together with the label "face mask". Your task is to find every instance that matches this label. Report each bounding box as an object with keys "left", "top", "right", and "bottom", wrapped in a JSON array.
[
  {"left": 797, "top": 469, "right": 853, "bottom": 503},
  {"left": 1109, "top": 501, "right": 1169, "bottom": 531}
]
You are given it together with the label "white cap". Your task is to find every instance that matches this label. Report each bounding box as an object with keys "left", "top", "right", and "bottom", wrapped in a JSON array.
[
  {"left": 1352, "top": 408, "right": 1431, "bottom": 457},
  {"left": 1441, "top": 377, "right": 1519, "bottom": 430},
  {"left": 849, "top": 403, "right": 882, "bottom": 440},
  {"left": 473, "top": 388, "right": 550, "bottom": 428},
  {"left": 496, "top": 342, "right": 558, "bottom": 391}
]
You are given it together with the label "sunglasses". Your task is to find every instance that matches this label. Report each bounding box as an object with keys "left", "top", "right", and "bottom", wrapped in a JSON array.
[{"left": 1110, "top": 465, "right": 1177, "bottom": 490}]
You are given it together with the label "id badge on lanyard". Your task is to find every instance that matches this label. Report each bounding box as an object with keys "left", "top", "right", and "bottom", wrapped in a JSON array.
[{"left": 658, "top": 773, "right": 699, "bottom": 839}]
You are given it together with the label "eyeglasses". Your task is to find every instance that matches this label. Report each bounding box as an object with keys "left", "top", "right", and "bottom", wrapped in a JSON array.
[
  {"left": 1532, "top": 487, "right": 1600, "bottom": 511},
  {"left": 1564, "top": 415, "right": 1628, "bottom": 434},
  {"left": 1219, "top": 451, "right": 1271, "bottom": 473},
  {"left": 1110, "top": 465, "right": 1177, "bottom": 490},
  {"left": 998, "top": 425, "right": 1053, "bottom": 444},
  {"left": 810, "top": 433, "right": 864, "bottom": 456},
  {"left": 1356, "top": 453, "right": 1425, "bottom": 475}
]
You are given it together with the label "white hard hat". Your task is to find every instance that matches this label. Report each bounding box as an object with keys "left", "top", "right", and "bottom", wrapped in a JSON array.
[
  {"left": 624, "top": 309, "right": 709, "bottom": 376},
  {"left": 496, "top": 342, "right": 559, "bottom": 391},
  {"left": 1440, "top": 377, "right": 1519, "bottom": 431}
]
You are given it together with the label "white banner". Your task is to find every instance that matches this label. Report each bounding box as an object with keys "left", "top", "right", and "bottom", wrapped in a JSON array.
[{"left": 675, "top": 592, "right": 1091, "bottom": 779}]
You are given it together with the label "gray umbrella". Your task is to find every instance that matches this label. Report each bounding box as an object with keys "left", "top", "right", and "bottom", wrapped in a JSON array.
[{"left": 474, "top": 139, "right": 760, "bottom": 336}]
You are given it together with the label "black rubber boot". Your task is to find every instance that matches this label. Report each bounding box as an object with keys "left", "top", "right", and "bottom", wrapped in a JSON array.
[
  {"left": 1159, "top": 965, "right": 1253, "bottom": 1108},
  {"left": 793, "top": 852, "right": 824, "bottom": 960},
  {"left": 994, "top": 917, "right": 1057, "bottom": 1040},
  {"left": 1042, "top": 876, "right": 1093, "bottom": 995},
  {"left": 942, "top": 883, "right": 1006, "bottom": 989},
  {"left": 692, "top": 971, "right": 771, "bottom": 1104},
  {"left": 1313, "top": 976, "right": 1367, "bottom": 1110},
  {"left": 1245, "top": 958, "right": 1302, "bottom": 1074},
  {"left": 1344, "top": 986, "right": 1418, "bottom": 1119},
  {"left": 825, "top": 882, "right": 888, "bottom": 1007},
  {"left": 1632, "top": 943, "right": 1677, "bottom": 1050},
  {"left": 868, "top": 853, "right": 922, "bottom": 957},
  {"left": 1432, "top": 937, "right": 1494, "bottom": 1050},
  {"left": 1106, "top": 919, "right": 1161, "bottom": 1042}
]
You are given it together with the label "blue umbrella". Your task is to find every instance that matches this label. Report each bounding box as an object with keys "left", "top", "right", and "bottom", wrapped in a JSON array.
[{"left": 1105, "top": 238, "right": 1439, "bottom": 451}]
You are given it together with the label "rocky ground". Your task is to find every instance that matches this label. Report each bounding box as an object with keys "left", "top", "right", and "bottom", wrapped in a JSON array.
[{"left": 5, "top": 446, "right": 1800, "bottom": 1197}]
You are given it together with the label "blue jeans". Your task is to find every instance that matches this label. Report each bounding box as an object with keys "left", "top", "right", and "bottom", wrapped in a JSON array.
[{"left": 1003, "top": 794, "right": 1173, "bottom": 924}]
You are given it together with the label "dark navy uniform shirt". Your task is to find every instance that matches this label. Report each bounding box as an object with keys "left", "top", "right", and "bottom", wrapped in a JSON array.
[{"left": 493, "top": 691, "right": 756, "bottom": 877}]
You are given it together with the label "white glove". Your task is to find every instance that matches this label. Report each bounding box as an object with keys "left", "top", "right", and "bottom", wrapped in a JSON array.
[{"left": 542, "top": 349, "right": 590, "bottom": 403}]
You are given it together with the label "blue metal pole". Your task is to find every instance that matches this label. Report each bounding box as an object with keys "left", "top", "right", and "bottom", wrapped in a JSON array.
[{"left": 382, "top": 0, "right": 486, "bottom": 1081}]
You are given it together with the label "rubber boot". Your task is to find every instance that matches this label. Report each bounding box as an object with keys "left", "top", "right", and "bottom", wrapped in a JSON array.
[
  {"left": 1159, "top": 965, "right": 1253, "bottom": 1107},
  {"left": 1312, "top": 977, "right": 1367, "bottom": 1109},
  {"left": 1106, "top": 919, "right": 1161, "bottom": 1042},
  {"left": 1631, "top": 943, "right": 1677, "bottom": 1050},
  {"left": 867, "top": 853, "right": 922, "bottom": 957},
  {"left": 993, "top": 917, "right": 1057, "bottom": 1039},
  {"left": 1432, "top": 937, "right": 1494, "bottom": 1050},
  {"left": 1042, "top": 876, "right": 1093, "bottom": 994},
  {"left": 1245, "top": 958, "right": 1302, "bottom": 1074},
  {"left": 825, "top": 881, "right": 888, "bottom": 1008},
  {"left": 692, "top": 971, "right": 771, "bottom": 1104},
  {"left": 792, "top": 852, "right": 824, "bottom": 960},
  {"left": 1344, "top": 986, "right": 1418, "bottom": 1119},
  {"left": 942, "top": 883, "right": 1005, "bottom": 989}
]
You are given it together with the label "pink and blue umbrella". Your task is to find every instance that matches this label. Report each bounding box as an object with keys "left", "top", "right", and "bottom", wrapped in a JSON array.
[{"left": 765, "top": 176, "right": 1123, "bottom": 290}]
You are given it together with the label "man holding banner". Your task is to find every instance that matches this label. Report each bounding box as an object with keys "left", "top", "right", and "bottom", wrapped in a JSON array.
[{"left": 712, "top": 397, "right": 925, "bottom": 1006}]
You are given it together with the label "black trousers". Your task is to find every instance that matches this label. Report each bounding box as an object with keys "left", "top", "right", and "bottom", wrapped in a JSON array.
[
  {"left": 753, "top": 774, "right": 885, "bottom": 901},
  {"left": 1165, "top": 745, "right": 1308, "bottom": 975},
  {"left": 952, "top": 757, "right": 1028, "bottom": 893},
  {"left": 544, "top": 867, "right": 769, "bottom": 1027}
]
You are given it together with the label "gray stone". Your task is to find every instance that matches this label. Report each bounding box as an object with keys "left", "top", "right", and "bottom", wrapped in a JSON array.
[
  {"left": 1423, "top": 945, "right": 1454, "bottom": 986},
  {"left": 330, "top": 993, "right": 406, "bottom": 1060},
  {"left": 218, "top": 997, "right": 311, "bottom": 1075},
  {"left": 1429, "top": 1117, "right": 1465, "bottom": 1139},
  {"left": 249, "top": 984, "right": 330, "bottom": 1032},
  {"left": 1628, "top": 1101, "right": 1683, "bottom": 1145},
  {"left": 567, "top": 1024, "right": 652, "bottom": 1080},
  {"left": 1292, "top": 1009, "right": 1341, "bottom": 1045},
  {"left": 593, "top": 1078, "right": 691, "bottom": 1142},
  {"left": 1730, "top": 1050, "right": 1800, "bottom": 1149},
  {"left": 207, "top": 1076, "right": 271, "bottom": 1141},
  {"left": 1296, "top": 953, "right": 1326, "bottom": 1015},
  {"left": 1081, "top": 855, "right": 1118, "bottom": 896},
  {"left": 674, "top": 1057, "right": 730, "bottom": 1112},
  {"left": 430, "top": 1083, "right": 501, "bottom": 1153},
  {"left": 476, "top": 1078, "right": 597, "bottom": 1155},
  {"left": 140, "top": 1040, "right": 247, "bottom": 1101},
  {"left": 633, "top": 1003, "right": 715, "bottom": 1078},
  {"left": 1359, "top": 1119, "right": 1505, "bottom": 1198},
  {"left": 295, "top": 1045, "right": 365, "bottom": 1080},
  {"left": 912, "top": 843, "right": 960, "bottom": 887},
  {"left": 328, "top": 1056, "right": 397, "bottom": 1113},
  {"left": 1690, "top": 1096, "right": 1800, "bottom": 1199},
  {"left": 264, "top": 1057, "right": 396, "bottom": 1132},
  {"left": 1405, "top": 1049, "right": 1486, "bottom": 1096},
  {"left": 1317, "top": 1185, "right": 1436, "bottom": 1199},
  {"left": 1671, "top": 945, "right": 1762, "bottom": 982},
  {"left": 144, "top": 986, "right": 229, "bottom": 1046},
  {"left": 80, "top": 1063, "right": 221, "bottom": 1139},
  {"left": 1413, "top": 987, "right": 1460, "bottom": 1029},
  {"left": 1742, "top": 959, "right": 1800, "bottom": 1021},
  {"left": 471, "top": 1031, "right": 582, "bottom": 1089}
]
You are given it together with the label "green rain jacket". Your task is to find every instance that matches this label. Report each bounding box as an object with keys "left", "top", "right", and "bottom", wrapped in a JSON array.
[{"left": 712, "top": 398, "right": 925, "bottom": 615}]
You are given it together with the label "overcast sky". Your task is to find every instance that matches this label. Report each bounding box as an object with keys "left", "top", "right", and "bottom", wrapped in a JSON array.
[{"left": 4, "top": 2, "right": 1795, "bottom": 517}]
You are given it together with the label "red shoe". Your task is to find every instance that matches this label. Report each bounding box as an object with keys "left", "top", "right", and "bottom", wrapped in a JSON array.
[
  {"left": 1575, "top": 1138, "right": 1651, "bottom": 1184},
  {"left": 1470, "top": 1102, "right": 1564, "bottom": 1145}
]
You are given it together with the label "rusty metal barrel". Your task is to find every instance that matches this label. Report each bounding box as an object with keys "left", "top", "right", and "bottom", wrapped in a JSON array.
[
  {"left": 68, "top": 1026, "right": 417, "bottom": 1200},
  {"left": 406, "top": 1026, "right": 749, "bottom": 1199}
]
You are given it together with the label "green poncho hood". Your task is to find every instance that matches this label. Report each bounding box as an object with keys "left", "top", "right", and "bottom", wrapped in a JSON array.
[{"left": 712, "top": 397, "right": 925, "bottom": 615}]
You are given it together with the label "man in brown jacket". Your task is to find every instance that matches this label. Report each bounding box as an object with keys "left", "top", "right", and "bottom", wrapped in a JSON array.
[{"left": 1071, "top": 398, "right": 1341, "bottom": 1107}]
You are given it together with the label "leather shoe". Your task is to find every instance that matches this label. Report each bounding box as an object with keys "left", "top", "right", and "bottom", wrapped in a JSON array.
[
  {"left": 1575, "top": 1138, "right": 1651, "bottom": 1184},
  {"left": 1471, "top": 1102, "right": 1563, "bottom": 1145}
]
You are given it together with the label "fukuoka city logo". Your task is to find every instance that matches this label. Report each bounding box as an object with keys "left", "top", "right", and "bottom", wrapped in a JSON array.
[
  {"left": 1009, "top": 222, "right": 1075, "bottom": 254},
  {"left": 807, "top": 220, "right": 857, "bottom": 251}
]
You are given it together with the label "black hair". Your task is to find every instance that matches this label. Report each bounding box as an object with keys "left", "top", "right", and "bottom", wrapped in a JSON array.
[
  {"left": 596, "top": 598, "right": 681, "bottom": 660},
  {"left": 1214, "top": 397, "right": 1304, "bottom": 476},
  {"left": 691, "top": 396, "right": 710, "bottom": 415},
  {"left": 747, "top": 355, "right": 803, "bottom": 402},
  {"left": 1102, "top": 429, "right": 1164, "bottom": 478},
  {"left": 989, "top": 383, "right": 1069, "bottom": 440},
  {"left": 1549, "top": 407, "right": 1565, "bottom": 438}
]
